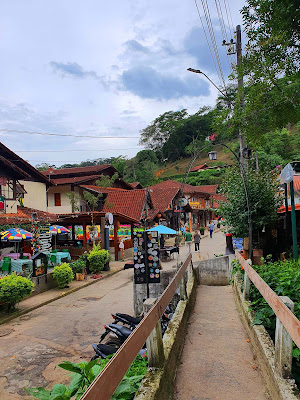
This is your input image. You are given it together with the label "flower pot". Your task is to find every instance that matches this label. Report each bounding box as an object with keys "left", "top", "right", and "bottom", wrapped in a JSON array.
[{"left": 76, "top": 273, "right": 85, "bottom": 281}]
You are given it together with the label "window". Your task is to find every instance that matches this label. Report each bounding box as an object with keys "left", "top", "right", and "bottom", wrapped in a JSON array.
[{"left": 54, "top": 193, "right": 61, "bottom": 206}]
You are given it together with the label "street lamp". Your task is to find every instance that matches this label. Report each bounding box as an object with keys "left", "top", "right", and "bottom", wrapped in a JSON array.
[{"left": 187, "top": 68, "right": 227, "bottom": 97}]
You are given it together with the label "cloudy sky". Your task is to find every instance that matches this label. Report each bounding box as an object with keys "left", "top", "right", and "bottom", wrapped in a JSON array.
[{"left": 0, "top": 0, "right": 245, "bottom": 167}]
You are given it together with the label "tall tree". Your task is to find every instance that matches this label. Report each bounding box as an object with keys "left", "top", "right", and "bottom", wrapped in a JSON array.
[
  {"left": 139, "top": 110, "right": 188, "bottom": 159},
  {"left": 235, "top": 0, "right": 300, "bottom": 142}
]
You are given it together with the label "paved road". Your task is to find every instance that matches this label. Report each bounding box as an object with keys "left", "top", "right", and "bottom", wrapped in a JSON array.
[
  {"left": 162, "top": 230, "right": 226, "bottom": 270},
  {"left": 0, "top": 269, "right": 134, "bottom": 399},
  {"left": 0, "top": 230, "right": 226, "bottom": 399}
]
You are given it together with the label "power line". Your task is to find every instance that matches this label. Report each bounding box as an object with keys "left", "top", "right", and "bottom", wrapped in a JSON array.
[
  {"left": 13, "top": 148, "right": 141, "bottom": 153},
  {"left": 0, "top": 129, "right": 139, "bottom": 139},
  {"left": 199, "top": 0, "right": 227, "bottom": 89},
  {"left": 214, "top": 0, "right": 232, "bottom": 72},
  {"left": 223, "top": 0, "right": 235, "bottom": 35},
  {"left": 193, "top": 0, "right": 223, "bottom": 88}
]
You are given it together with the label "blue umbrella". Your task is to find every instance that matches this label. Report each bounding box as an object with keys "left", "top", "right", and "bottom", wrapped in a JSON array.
[{"left": 146, "top": 225, "right": 178, "bottom": 235}]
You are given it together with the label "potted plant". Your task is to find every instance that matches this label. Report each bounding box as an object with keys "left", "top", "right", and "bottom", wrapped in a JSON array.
[
  {"left": 0, "top": 274, "right": 34, "bottom": 313},
  {"left": 199, "top": 227, "right": 205, "bottom": 235},
  {"left": 73, "top": 258, "right": 86, "bottom": 281},
  {"left": 87, "top": 245, "right": 110, "bottom": 274},
  {"left": 53, "top": 263, "right": 74, "bottom": 288}
]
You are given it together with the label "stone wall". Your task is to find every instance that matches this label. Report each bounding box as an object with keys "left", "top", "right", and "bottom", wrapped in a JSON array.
[
  {"left": 197, "top": 255, "right": 234, "bottom": 285},
  {"left": 133, "top": 269, "right": 180, "bottom": 316}
]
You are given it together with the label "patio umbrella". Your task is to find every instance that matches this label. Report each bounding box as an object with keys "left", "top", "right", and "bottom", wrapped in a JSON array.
[
  {"left": 0, "top": 228, "right": 32, "bottom": 241},
  {"left": 49, "top": 225, "right": 70, "bottom": 235},
  {"left": 49, "top": 225, "right": 70, "bottom": 249},
  {"left": 0, "top": 228, "right": 32, "bottom": 254},
  {"left": 146, "top": 225, "right": 178, "bottom": 235}
]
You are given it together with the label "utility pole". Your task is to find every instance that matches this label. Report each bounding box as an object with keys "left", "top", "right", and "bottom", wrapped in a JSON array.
[{"left": 236, "top": 24, "right": 245, "bottom": 166}]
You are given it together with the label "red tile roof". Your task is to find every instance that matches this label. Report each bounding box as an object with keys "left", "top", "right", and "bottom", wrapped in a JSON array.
[
  {"left": 0, "top": 207, "right": 58, "bottom": 225},
  {"left": 190, "top": 164, "right": 208, "bottom": 172},
  {"left": 191, "top": 185, "right": 218, "bottom": 194},
  {"left": 102, "top": 189, "right": 147, "bottom": 221},
  {"left": 147, "top": 181, "right": 181, "bottom": 219},
  {"left": 129, "top": 182, "right": 143, "bottom": 189},
  {"left": 41, "top": 164, "right": 113, "bottom": 176},
  {"left": 51, "top": 175, "right": 103, "bottom": 185},
  {"left": 80, "top": 185, "right": 127, "bottom": 194}
]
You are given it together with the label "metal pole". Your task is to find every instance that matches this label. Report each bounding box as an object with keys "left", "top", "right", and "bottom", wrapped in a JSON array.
[
  {"left": 290, "top": 181, "right": 298, "bottom": 260},
  {"left": 144, "top": 189, "right": 150, "bottom": 298}
]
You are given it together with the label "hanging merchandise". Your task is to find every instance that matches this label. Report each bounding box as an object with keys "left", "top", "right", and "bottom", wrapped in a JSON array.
[
  {"left": 133, "top": 231, "right": 160, "bottom": 285},
  {"left": 31, "top": 216, "right": 41, "bottom": 255}
]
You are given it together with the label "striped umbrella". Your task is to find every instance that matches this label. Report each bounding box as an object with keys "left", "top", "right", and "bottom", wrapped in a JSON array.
[
  {"left": 49, "top": 225, "right": 70, "bottom": 235},
  {"left": 0, "top": 228, "right": 32, "bottom": 242}
]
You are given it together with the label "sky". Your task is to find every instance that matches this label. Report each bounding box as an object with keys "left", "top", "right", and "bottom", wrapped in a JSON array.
[{"left": 0, "top": 0, "right": 245, "bottom": 167}]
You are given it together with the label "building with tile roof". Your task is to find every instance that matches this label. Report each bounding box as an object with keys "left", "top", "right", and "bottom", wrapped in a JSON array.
[
  {"left": 42, "top": 164, "right": 133, "bottom": 214},
  {"left": 0, "top": 142, "right": 53, "bottom": 215}
]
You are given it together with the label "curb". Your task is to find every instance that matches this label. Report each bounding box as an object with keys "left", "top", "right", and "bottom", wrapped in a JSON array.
[{"left": 0, "top": 268, "right": 123, "bottom": 326}]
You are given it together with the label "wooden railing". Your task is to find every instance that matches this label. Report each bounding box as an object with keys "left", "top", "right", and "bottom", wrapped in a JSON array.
[
  {"left": 236, "top": 251, "right": 300, "bottom": 349},
  {"left": 80, "top": 253, "right": 193, "bottom": 400},
  {"left": 236, "top": 251, "right": 300, "bottom": 379}
]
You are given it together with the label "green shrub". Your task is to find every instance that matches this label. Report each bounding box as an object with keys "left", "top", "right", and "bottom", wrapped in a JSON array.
[
  {"left": 72, "top": 258, "right": 86, "bottom": 274},
  {"left": 0, "top": 274, "right": 34, "bottom": 312},
  {"left": 88, "top": 245, "right": 110, "bottom": 273},
  {"left": 53, "top": 263, "right": 74, "bottom": 288},
  {"left": 28, "top": 354, "right": 147, "bottom": 400}
]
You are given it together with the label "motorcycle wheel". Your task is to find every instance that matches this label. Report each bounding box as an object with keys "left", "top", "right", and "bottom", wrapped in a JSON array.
[
  {"left": 104, "top": 338, "right": 122, "bottom": 349},
  {"left": 90, "top": 354, "right": 100, "bottom": 361}
]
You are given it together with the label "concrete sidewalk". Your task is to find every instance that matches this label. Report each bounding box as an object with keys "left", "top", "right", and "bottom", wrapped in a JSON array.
[
  {"left": 174, "top": 285, "right": 270, "bottom": 400},
  {"left": 0, "top": 260, "right": 125, "bottom": 325}
]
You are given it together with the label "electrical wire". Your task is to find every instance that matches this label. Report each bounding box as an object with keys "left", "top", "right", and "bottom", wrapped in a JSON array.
[
  {"left": 0, "top": 129, "right": 139, "bottom": 139},
  {"left": 13, "top": 148, "right": 140, "bottom": 152},
  {"left": 199, "top": 0, "right": 227, "bottom": 89},
  {"left": 224, "top": 0, "right": 235, "bottom": 35},
  {"left": 214, "top": 0, "right": 232, "bottom": 72},
  {"left": 193, "top": 0, "right": 223, "bottom": 88}
]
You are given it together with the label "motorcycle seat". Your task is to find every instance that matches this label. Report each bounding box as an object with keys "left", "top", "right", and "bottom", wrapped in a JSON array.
[
  {"left": 109, "top": 323, "right": 132, "bottom": 337},
  {"left": 116, "top": 313, "right": 142, "bottom": 325}
]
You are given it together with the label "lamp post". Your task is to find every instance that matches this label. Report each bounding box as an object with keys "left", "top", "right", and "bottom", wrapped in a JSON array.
[
  {"left": 209, "top": 143, "right": 253, "bottom": 260},
  {"left": 187, "top": 68, "right": 227, "bottom": 97}
]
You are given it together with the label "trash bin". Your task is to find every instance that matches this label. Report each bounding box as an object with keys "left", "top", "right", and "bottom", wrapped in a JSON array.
[{"left": 225, "top": 233, "right": 234, "bottom": 254}]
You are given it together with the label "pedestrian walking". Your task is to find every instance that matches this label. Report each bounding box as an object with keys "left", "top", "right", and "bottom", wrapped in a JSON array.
[
  {"left": 119, "top": 239, "right": 124, "bottom": 260},
  {"left": 193, "top": 231, "right": 201, "bottom": 252},
  {"left": 208, "top": 221, "right": 215, "bottom": 239},
  {"left": 184, "top": 229, "right": 192, "bottom": 254}
]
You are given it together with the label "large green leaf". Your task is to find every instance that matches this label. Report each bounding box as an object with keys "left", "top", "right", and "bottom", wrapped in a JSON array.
[
  {"left": 27, "top": 387, "right": 51, "bottom": 400},
  {"left": 57, "top": 361, "right": 83, "bottom": 374}
]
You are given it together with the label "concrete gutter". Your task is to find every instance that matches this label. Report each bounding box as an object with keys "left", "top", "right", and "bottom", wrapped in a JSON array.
[
  {"left": 233, "top": 273, "right": 299, "bottom": 400},
  {"left": 0, "top": 268, "right": 122, "bottom": 326},
  {"left": 134, "top": 268, "right": 198, "bottom": 400}
]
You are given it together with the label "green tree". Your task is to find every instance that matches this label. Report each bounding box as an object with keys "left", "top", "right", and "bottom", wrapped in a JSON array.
[
  {"left": 65, "top": 192, "right": 81, "bottom": 212},
  {"left": 234, "top": 0, "right": 300, "bottom": 142},
  {"left": 95, "top": 172, "right": 119, "bottom": 188},
  {"left": 139, "top": 109, "right": 188, "bottom": 159},
  {"left": 112, "top": 156, "right": 127, "bottom": 175},
  {"left": 219, "top": 167, "right": 282, "bottom": 238},
  {"left": 163, "top": 108, "right": 213, "bottom": 161}
]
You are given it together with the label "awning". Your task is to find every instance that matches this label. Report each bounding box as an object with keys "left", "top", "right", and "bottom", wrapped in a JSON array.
[{"left": 278, "top": 204, "right": 300, "bottom": 214}]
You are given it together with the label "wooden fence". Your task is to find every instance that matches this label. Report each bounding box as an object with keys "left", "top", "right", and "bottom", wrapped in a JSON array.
[
  {"left": 80, "top": 253, "right": 193, "bottom": 400},
  {"left": 236, "top": 251, "right": 300, "bottom": 350}
]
